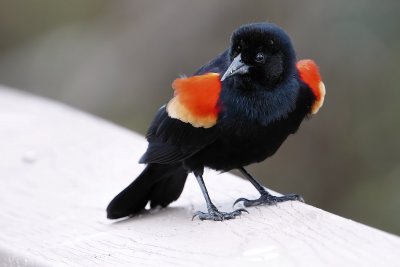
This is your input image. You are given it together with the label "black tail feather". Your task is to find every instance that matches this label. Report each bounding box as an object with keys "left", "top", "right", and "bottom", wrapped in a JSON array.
[{"left": 106, "top": 163, "right": 188, "bottom": 219}]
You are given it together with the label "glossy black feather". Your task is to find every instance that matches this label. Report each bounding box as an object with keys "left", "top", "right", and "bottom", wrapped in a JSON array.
[
  {"left": 106, "top": 163, "right": 187, "bottom": 219},
  {"left": 141, "top": 105, "right": 219, "bottom": 164},
  {"left": 107, "top": 23, "right": 318, "bottom": 219},
  {"left": 194, "top": 50, "right": 230, "bottom": 75},
  {"left": 140, "top": 23, "right": 315, "bottom": 170}
]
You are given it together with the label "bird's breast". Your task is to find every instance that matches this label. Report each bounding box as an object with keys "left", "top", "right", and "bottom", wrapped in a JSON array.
[
  {"left": 218, "top": 79, "right": 299, "bottom": 127},
  {"left": 191, "top": 120, "right": 294, "bottom": 171}
]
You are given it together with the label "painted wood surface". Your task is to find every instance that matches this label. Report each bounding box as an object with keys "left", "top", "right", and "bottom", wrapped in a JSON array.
[{"left": 0, "top": 87, "right": 399, "bottom": 267}]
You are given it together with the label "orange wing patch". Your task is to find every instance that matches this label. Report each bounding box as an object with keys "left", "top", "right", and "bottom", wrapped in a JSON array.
[
  {"left": 297, "top": 59, "right": 326, "bottom": 114},
  {"left": 166, "top": 73, "right": 222, "bottom": 128}
]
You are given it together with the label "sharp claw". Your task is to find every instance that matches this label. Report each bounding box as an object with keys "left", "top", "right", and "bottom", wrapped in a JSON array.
[
  {"left": 232, "top": 193, "right": 304, "bottom": 208},
  {"left": 192, "top": 211, "right": 202, "bottom": 221},
  {"left": 192, "top": 208, "right": 248, "bottom": 221},
  {"left": 240, "top": 208, "right": 249, "bottom": 214},
  {"left": 233, "top": 197, "right": 248, "bottom": 207},
  {"left": 235, "top": 208, "right": 249, "bottom": 214}
]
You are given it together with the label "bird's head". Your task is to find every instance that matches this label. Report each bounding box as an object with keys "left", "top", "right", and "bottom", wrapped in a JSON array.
[{"left": 221, "top": 23, "right": 296, "bottom": 89}]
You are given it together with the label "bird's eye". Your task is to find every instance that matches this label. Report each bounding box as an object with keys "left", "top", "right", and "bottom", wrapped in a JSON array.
[
  {"left": 254, "top": 52, "right": 265, "bottom": 63},
  {"left": 236, "top": 45, "right": 241, "bottom": 51}
]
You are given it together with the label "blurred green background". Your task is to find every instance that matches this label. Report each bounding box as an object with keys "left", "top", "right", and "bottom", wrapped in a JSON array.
[{"left": 1, "top": 0, "right": 399, "bottom": 234}]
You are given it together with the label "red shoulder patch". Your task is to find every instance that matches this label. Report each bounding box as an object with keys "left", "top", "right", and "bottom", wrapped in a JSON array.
[
  {"left": 297, "top": 59, "right": 326, "bottom": 114},
  {"left": 167, "top": 73, "right": 222, "bottom": 128}
]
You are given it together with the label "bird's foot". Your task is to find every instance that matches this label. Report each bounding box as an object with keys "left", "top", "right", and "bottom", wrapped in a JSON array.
[
  {"left": 192, "top": 206, "right": 248, "bottom": 221},
  {"left": 233, "top": 191, "right": 304, "bottom": 208}
]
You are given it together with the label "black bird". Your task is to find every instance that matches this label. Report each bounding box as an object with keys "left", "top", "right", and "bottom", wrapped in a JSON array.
[{"left": 107, "top": 22, "right": 325, "bottom": 221}]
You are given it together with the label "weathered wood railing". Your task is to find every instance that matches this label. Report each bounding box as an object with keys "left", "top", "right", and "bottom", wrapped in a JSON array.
[{"left": 0, "top": 86, "right": 399, "bottom": 267}]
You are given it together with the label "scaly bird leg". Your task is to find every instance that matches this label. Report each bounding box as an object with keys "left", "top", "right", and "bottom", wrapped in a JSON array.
[
  {"left": 234, "top": 167, "right": 304, "bottom": 207},
  {"left": 193, "top": 170, "right": 247, "bottom": 221}
]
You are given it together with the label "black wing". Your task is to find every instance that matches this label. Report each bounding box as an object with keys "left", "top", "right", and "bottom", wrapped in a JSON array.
[
  {"left": 139, "top": 105, "right": 219, "bottom": 164},
  {"left": 194, "top": 49, "right": 230, "bottom": 75},
  {"left": 139, "top": 50, "right": 231, "bottom": 165}
]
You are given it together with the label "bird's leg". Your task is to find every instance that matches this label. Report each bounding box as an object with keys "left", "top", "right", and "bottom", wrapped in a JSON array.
[
  {"left": 192, "top": 170, "right": 247, "bottom": 221},
  {"left": 234, "top": 167, "right": 304, "bottom": 207}
]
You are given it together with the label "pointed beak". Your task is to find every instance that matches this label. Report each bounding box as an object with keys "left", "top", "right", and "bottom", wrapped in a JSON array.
[{"left": 220, "top": 54, "right": 249, "bottom": 81}]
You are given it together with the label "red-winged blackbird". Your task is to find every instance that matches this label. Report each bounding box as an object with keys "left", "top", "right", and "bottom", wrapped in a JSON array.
[{"left": 107, "top": 23, "right": 325, "bottom": 221}]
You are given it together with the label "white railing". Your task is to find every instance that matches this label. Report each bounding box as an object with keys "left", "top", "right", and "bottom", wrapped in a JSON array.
[{"left": 0, "top": 86, "right": 399, "bottom": 267}]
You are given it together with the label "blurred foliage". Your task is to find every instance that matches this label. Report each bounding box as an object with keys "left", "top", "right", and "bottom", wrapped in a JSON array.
[
  {"left": 0, "top": 0, "right": 107, "bottom": 52},
  {"left": 1, "top": 0, "right": 399, "bottom": 234}
]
